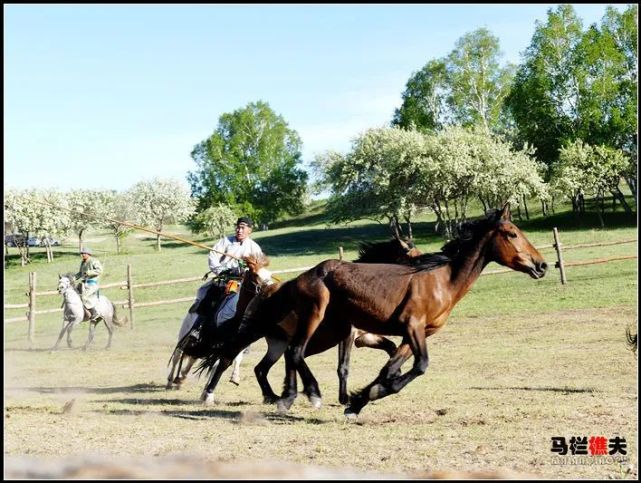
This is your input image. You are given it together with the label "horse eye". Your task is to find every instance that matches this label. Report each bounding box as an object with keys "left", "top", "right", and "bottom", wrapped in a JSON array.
[{"left": 507, "top": 232, "right": 517, "bottom": 239}]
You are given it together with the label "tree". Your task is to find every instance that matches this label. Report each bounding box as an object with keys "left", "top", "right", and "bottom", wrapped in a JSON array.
[
  {"left": 312, "top": 127, "right": 428, "bottom": 236},
  {"left": 129, "top": 178, "right": 196, "bottom": 251},
  {"left": 4, "top": 188, "right": 72, "bottom": 264},
  {"left": 393, "top": 29, "right": 515, "bottom": 135},
  {"left": 101, "top": 190, "right": 136, "bottom": 254},
  {"left": 550, "top": 140, "right": 631, "bottom": 226},
  {"left": 187, "top": 202, "right": 237, "bottom": 241},
  {"left": 446, "top": 28, "right": 516, "bottom": 132},
  {"left": 188, "top": 100, "right": 308, "bottom": 225},
  {"left": 392, "top": 59, "right": 449, "bottom": 132},
  {"left": 66, "top": 190, "right": 110, "bottom": 252},
  {"left": 506, "top": 5, "right": 637, "bottom": 170}
]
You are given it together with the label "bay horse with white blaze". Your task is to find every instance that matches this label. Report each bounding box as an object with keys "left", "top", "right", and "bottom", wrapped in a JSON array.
[{"left": 198, "top": 204, "right": 547, "bottom": 417}]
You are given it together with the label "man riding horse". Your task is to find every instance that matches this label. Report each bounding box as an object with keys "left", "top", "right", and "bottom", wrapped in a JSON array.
[
  {"left": 187, "top": 216, "right": 263, "bottom": 339},
  {"left": 75, "top": 247, "right": 103, "bottom": 323}
]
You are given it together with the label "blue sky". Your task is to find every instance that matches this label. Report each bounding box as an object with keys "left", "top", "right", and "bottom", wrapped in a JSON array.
[{"left": 4, "top": 4, "right": 627, "bottom": 192}]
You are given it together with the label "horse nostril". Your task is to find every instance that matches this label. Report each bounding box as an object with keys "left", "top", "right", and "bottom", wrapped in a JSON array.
[{"left": 539, "top": 262, "right": 548, "bottom": 272}]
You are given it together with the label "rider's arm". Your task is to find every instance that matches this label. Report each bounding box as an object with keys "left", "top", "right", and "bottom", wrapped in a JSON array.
[
  {"left": 85, "top": 259, "right": 103, "bottom": 279},
  {"left": 208, "top": 237, "right": 231, "bottom": 275}
]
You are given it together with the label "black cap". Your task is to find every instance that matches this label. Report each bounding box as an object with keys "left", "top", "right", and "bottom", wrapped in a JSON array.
[{"left": 236, "top": 216, "right": 253, "bottom": 227}]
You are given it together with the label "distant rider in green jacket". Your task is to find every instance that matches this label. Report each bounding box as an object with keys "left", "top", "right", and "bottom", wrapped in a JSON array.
[{"left": 75, "top": 247, "right": 103, "bottom": 322}]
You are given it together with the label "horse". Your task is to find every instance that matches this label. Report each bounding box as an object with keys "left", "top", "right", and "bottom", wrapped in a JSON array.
[
  {"left": 166, "top": 255, "right": 274, "bottom": 390},
  {"left": 249, "top": 235, "right": 424, "bottom": 406},
  {"left": 198, "top": 204, "right": 548, "bottom": 417},
  {"left": 51, "top": 274, "right": 127, "bottom": 351}
]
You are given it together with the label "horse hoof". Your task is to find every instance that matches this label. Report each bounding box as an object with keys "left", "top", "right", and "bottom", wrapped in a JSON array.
[
  {"left": 344, "top": 409, "right": 359, "bottom": 421},
  {"left": 201, "top": 391, "right": 215, "bottom": 405},
  {"left": 165, "top": 383, "right": 173, "bottom": 390},
  {"left": 263, "top": 395, "right": 279, "bottom": 405},
  {"left": 82, "top": 346, "right": 88, "bottom": 352},
  {"left": 309, "top": 396, "right": 322, "bottom": 409},
  {"left": 276, "top": 399, "right": 291, "bottom": 414}
]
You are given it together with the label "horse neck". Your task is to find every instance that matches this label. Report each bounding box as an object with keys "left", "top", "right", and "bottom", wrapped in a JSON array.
[
  {"left": 62, "top": 286, "right": 82, "bottom": 305},
  {"left": 447, "top": 231, "right": 494, "bottom": 302},
  {"left": 235, "top": 276, "right": 258, "bottom": 318}
]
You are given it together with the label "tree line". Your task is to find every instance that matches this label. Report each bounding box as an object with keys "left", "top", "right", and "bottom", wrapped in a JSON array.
[{"left": 187, "top": 5, "right": 636, "bottom": 235}]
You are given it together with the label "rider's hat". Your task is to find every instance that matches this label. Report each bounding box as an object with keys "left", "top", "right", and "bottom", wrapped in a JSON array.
[
  {"left": 236, "top": 216, "right": 253, "bottom": 228},
  {"left": 79, "top": 247, "right": 92, "bottom": 255}
]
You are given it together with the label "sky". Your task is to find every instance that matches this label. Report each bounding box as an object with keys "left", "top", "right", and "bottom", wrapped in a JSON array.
[{"left": 4, "top": 4, "right": 629, "bottom": 192}]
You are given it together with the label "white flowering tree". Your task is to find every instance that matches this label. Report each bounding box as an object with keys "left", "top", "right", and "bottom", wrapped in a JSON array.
[
  {"left": 313, "top": 127, "right": 428, "bottom": 237},
  {"left": 187, "top": 202, "right": 237, "bottom": 241},
  {"left": 4, "top": 188, "right": 72, "bottom": 264},
  {"left": 551, "top": 140, "right": 631, "bottom": 226},
  {"left": 128, "top": 177, "right": 196, "bottom": 251},
  {"left": 100, "top": 190, "right": 137, "bottom": 254},
  {"left": 66, "top": 189, "right": 113, "bottom": 252}
]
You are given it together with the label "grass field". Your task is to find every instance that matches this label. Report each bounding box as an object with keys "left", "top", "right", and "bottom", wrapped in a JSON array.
[{"left": 4, "top": 202, "right": 638, "bottom": 478}]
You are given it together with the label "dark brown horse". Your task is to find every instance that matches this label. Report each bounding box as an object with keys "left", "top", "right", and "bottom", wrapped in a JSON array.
[
  {"left": 198, "top": 204, "right": 547, "bottom": 417},
  {"left": 249, "top": 235, "right": 423, "bottom": 406}
]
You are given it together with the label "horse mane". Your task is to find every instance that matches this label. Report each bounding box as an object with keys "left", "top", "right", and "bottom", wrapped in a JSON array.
[
  {"left": 355, "top": 239, "right": 416, "bottom": 264},
  {"left": 409, "top": 209, "right": 502, "bottom": 272},
  {"left": 61, "top": 272, "right": 81, "bottom": 294}
]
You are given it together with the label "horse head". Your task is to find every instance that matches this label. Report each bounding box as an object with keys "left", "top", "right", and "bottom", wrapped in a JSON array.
[
  {"left": 242, "top": 254, "right": 274, "bottom": 290},
  {"left": 57, "top": 274, "right": 72, "bottom": 294},
  {"left": 487, "top": 203, "right": 548, "bottom": 279}
]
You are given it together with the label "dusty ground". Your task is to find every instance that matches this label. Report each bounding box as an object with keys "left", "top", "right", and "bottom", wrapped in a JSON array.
[{"left": 4, "top": 307, "right": 638, "bottom": 479}]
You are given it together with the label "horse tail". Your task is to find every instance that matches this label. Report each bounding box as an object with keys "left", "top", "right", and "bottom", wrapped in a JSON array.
[
  {"left": 110, "top": 302, "right": 128, "bottom": 327},
  {"left": 626, "top": 323, "right": 637, "bottom": 355}
]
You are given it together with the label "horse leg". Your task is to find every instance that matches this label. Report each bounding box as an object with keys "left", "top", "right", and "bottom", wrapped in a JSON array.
[
  {"left": 277, "top": 300, "right": 328, "bottom": 412},
  {"left": 346, "top": 322, "right": 428, "bottom": 418},
  {"left": 177, "top": 355, "right": 196, "bottom": 386},
  {"left": 355, "top": 332, "right": 400, "bottom": 376},
  {"left": 167, "top": 349, "right": 183, "bottom": 389},
  {"left": 51, "top": 319, "right": 71, "bottom": 351},
  {"left": 276, "top": 347, "right": 299, "bottom": 412},
  {"left": 337, "top": 327, "right": 357, "bottom": 405},
  {"left": 355, "top": 332, "right": 397, "bottom": 357},
  {"left": 254, "top": 335, "right": 287, "bottom": 404},
  {"left": 229, "top": 351, "right": 243, "bottom": 386},
  {"left": 83, "top": 320, "right": 99, "bottom": 351},
  {"left": 103, "top": 318, "right": 114, "bottom": 350},
  {"left": 200, "top": 328, "right": 264, "bottom": 405}
]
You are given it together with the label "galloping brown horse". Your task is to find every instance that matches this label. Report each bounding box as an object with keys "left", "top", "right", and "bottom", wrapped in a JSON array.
[
  {"left": 199, "top": 204, "right": 547, "bottom": 417},
  {"left": 251, "top": 236, "right": 423, "bottom": 406}
]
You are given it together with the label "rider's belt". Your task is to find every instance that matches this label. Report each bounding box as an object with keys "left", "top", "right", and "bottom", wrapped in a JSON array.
[
  {"left": 225, "top": 280, "right": 239, "bottom": 295},
  {"left": 85, "top": 279, "right": 98, "bottom": 285}
]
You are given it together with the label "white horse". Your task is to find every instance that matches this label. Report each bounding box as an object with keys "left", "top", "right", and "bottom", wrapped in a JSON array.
[{"left": 51, "top": 274, "right": 127, "bottom": 351}]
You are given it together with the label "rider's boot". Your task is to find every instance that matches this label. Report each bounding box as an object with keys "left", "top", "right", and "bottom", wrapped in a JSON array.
[{"left": 89, "top": 307, "right": 101, "bottom": 323}]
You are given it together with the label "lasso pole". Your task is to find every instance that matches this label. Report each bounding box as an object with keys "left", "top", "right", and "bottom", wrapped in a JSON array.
[{"left": 31, "top": 198, "right": 241, "bottom": 260}]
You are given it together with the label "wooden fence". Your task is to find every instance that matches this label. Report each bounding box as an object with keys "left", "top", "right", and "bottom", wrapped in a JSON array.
[{"left": 4, "top": 228, "right": 637, "bottom": 342}]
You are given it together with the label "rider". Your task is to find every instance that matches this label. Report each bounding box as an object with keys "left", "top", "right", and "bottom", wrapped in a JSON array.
[
  {"left": 75, "top": 247, "right": 103, "bottom": 322},
  {"left": 189, "top": 216, "right": 263, "bottom": 333}
]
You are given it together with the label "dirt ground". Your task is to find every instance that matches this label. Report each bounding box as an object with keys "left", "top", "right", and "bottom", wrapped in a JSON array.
[{"left": 4, "top": 307, "right": 638, "bottom": 479}]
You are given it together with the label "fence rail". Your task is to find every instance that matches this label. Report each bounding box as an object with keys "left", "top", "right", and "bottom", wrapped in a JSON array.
[{"left": 4, "top": 228, "right": 637, "bottom": 340}]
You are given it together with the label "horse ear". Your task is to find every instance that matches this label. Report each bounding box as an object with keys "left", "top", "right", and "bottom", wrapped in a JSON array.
[{"left": 500, "top": 202, "right": 511, "bottom": 221}]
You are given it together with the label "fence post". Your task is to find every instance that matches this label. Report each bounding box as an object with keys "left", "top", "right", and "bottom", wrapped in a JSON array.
[
  {"left": 28, "top": 271, "right": 36, "bottom": 344},
  {"left": 127, "top": 264, "right": 135, "bottom": 329},
  {"left": 552, "top": 227, "right": 567, "bottom": 285},
  {"left": 338, "top": 246, "right": 344, "bottom": 261}
]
